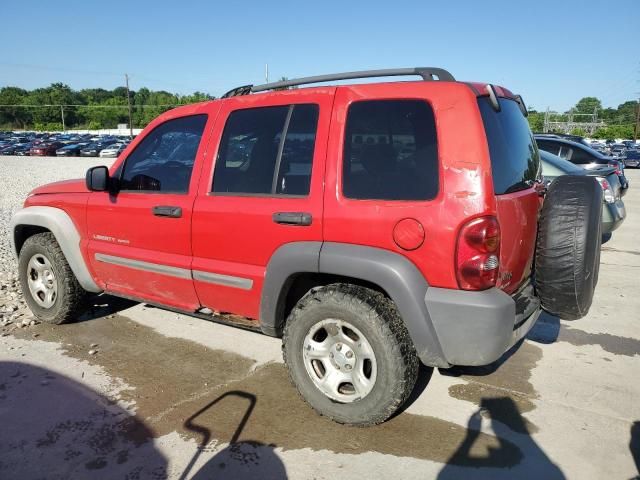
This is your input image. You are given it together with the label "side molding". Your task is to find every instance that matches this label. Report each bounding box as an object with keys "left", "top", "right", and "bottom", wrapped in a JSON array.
[
  {"left": 318, "top": 243, "right": 449, "bottom": 367},
  {"left": 10, "top": 206, "right": 102, "bottom": 293},
  {"left": 260, "top": 242, "right": 322, "bottom": 336}
]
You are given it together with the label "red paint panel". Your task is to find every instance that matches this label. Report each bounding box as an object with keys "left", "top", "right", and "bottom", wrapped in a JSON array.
[
  {"left": 324, "top": 82, "right": 496, "bottom": 289},
  {"left": 494, "top": 189, "right": 540, "bottom": 293},
  {"left": 191, "top": 89, "right": 334, "bottom": 319}
]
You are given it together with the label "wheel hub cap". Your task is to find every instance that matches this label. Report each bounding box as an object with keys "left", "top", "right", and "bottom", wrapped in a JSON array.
[
  {"left": 26, "top": 254, "right": 58, "bottom": 308},
  {"left": 302, "top": 319, "right": 377, "bottom": 403}
]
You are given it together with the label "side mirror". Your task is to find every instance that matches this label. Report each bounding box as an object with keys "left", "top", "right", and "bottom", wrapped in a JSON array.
[{"left": 86, "top": 165, "right": 109, "bottom": 192}]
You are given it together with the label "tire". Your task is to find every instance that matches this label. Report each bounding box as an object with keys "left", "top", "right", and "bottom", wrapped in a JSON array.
[
  {"left": 282, "top": 283, "right": 419, "bottom": 426},
  {"left": 535, "top": 175, "right": 603, "bottom": 320},
  {"left": 18, "top": 232, "right": 88, "bottom": 324}
]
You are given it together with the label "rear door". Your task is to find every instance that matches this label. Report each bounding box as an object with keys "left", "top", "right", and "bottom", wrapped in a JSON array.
[
  {"left": 191, "top": 90, "right": 333, "bottom": 320},
  {"left": 86, "top": 112, "right": 213, "bottom": 310},
  {"left": 477, "top": 97, "right": 541, "bottom": 293}
]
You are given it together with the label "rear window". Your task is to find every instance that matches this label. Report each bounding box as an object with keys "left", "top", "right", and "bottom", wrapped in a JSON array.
[{"left": 479, "top": 97, "right": 540, "bottom": 195}]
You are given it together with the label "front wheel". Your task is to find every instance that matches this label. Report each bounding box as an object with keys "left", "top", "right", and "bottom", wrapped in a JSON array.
[
  {"left": 283, "top": 284, "right": 419, "bottom": 426},
  {"left": 18, "top": 232, "right": 88, "bottom": 324}
]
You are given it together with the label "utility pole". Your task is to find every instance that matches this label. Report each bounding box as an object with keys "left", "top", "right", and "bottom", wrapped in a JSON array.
[
  {"left": 265, "top": 63, "right": 269, "bottom": 83},
  {"left": 125, "top": 73, "right": 134, "bottom": 138},
  {"left": 634, "top": 98, "right": 640, "bottom": 142},
  {"left": 60, "top": 105, "right": 65, "bottom": 131}
]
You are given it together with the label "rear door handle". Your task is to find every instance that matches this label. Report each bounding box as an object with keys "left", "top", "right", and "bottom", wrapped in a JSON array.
[
  {"left": 152, "top": 205, "right": 182, "bottom": 218},
  {"left": 272, "top": 212, "right": 312, "bottom": 226}
]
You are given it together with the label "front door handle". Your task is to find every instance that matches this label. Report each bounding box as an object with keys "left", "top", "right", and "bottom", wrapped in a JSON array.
[
  {"left": 152, "top": 205, "right": 182, "bottom": 218},
  {"left": 272, "top": 212, "right": 312, "bottom": 226}
]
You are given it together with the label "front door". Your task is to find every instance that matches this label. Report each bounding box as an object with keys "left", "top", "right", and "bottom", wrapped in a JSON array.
[{"left": 86, "top": 113, "right": 211, "bottom": 310}]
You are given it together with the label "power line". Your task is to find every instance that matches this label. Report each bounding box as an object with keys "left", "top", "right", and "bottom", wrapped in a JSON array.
[{"left": 0, "top": 104, "right": 185, "bottom": 108}]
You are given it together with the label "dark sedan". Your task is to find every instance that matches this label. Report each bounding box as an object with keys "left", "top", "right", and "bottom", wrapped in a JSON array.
[
  {"left": 535, "top": 135, "right": 629, "bottom": 194},
  {"left": 540, "top": 150, "right": 626, "bottom": 234},
  {"left": 30, "top": 142, "right": 64, "bottom": 156},
  {"left": 14, "top": 143, "right": 34, "bottom": 156},
  {"left": 55, "top": 143, "right": 89, "bottom": 157},
  {"left": 80, "top": 141, "right": 116, "bottom": 157},
  {"left": 623, "top": 149, "right": 640, "bottom": 168}
]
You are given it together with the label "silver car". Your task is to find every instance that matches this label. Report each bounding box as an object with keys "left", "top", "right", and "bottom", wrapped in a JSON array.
[{"left": 540, "top": 150, "right": 626, "bottom": 234}]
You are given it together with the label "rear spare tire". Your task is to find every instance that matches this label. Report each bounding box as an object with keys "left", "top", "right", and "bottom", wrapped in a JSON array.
[{"left": 535, "top": 175, "right": 603, "bottom": 320}]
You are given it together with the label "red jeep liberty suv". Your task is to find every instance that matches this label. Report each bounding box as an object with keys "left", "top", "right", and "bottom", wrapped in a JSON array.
[{"left": 11, "top": 68, "right": 602, "bottom": 425}]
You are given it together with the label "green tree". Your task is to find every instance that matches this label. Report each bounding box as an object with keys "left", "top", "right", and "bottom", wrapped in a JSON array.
[{"left": 573, "top": 97, "right": 602, "bottom": 114}]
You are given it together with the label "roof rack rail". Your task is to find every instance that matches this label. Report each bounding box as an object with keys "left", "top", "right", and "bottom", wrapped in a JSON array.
[{"left": 221, "top": 67, "right": 455, "bottom": 98}]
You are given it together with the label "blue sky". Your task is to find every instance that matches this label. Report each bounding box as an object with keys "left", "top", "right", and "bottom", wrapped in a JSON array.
[{"left": 1, "top": 0, "right": 637, "bottom": 112}]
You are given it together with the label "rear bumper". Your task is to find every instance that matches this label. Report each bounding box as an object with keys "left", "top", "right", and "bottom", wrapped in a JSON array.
[
  {"left": 602, "top": 200, "right": 626, "bottom": 233},
  {"left": 424, "top": 281, "right": 540, "bottom": 366}
]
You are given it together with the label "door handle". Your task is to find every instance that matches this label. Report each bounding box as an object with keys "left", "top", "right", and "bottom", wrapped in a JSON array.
[
  {"left": 272, "top": 212, "right": 312, "bottom": 226},
  {"left": 152, "top": 205, "right": 182, "bottom": 218}
]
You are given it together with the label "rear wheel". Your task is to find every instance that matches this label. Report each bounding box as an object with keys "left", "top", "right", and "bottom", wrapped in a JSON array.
[
  {"left": 18, "top": 232, "right": 88, "bottom": 324},
  {"left": 283, "top": 284, "right": 419, "bottom": 426}
]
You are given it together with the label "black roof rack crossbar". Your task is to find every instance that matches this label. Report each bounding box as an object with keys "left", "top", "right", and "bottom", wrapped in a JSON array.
[{"left": 221, "top": 67, "right": 455, "bottom": 98}]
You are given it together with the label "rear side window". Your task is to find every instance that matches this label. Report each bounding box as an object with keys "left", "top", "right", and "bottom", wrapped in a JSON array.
[
  {"left": 213, "top": 104, "right": 319, "bottom": 196},
  {"left": 479, "top": 98, "right": 540, "bottom": 195},
  {"left": 120, "top": 114, "right": 207, "bottom": 193},
  {"left": 343, "top": 100, "right": 438, "bottom": 201},
  {"left": 569, "top": 146, "right": 594, "bottom": 164}
]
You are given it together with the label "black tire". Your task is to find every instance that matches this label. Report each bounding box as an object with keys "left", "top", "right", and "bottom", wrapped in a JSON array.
[
  {"left": 18, "top": 232, "right": 88, "bottom": 324},
  {"left": 282, "top": 283, "right": 419, "bottom": 426},
  {"left": 535, "top": 175, "right": 603, "bottom": 320}
]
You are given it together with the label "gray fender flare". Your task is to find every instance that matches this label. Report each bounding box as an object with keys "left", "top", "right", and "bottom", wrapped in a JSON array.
[
  {"left": 260, "top": 241, "right": 322, "bottom": 336},
  {"left": 260, "top": 241, "right": 449, "bottom": 368},
  {"left": 10, "top": 206, "right": 102, "bottom": 293}
]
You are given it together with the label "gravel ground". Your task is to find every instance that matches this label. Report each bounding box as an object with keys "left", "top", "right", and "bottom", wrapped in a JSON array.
[{"left": 0, "top": 156, "right": 110, "bottom": 330}]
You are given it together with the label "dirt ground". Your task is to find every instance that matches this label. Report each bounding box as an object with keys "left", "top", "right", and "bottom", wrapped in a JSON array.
[{"left": 0, "top": 157, "right": 639, "bottom": 479}]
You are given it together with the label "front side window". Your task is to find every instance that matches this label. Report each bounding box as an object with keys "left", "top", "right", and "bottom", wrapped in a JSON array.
[
  {"left": 119, "top": 115, "right": 207, "bottom": 193},
  {"left": 213, "top": 104, "right": 319, "bottom": 196},
  {"left": 342, "top": 100, "right": 439, "bottom": 200}
]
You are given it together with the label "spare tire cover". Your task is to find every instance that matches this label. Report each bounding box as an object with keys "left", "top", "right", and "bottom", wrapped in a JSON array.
[{"left": 535, "top": 175, "right": 603, "bottom": 320}]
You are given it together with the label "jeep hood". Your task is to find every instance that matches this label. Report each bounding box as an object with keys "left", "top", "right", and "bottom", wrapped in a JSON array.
[{"left": 29, "top": 178, "right": 88, "bottom": 196}]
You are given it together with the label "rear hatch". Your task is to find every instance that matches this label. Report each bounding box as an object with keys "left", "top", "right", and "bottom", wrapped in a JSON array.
[{"left": 478, "top": 96, "right": 541, "bottom": 294}]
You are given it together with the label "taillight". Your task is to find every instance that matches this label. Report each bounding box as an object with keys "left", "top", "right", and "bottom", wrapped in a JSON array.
[
  {"left": 596, "top": 177, "right": 616, "bottom": 203},
  {"left": 455, "top": 216, "right": 500, "bottom": 290},
  {"left": 608, "top": 161, "right": 621, "bottom": 175}
]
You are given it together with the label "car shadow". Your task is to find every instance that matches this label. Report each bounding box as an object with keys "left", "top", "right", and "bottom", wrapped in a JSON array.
[
  {"left": 526, "top": 311, "right": 561, "bottom": 345},
  {"left": 631, "top": 421, "right": 640, "bottom": 479},
  {"left": 180, "top": 390, "right": 287, "bottom": 480},
  {"left": 75, "top": 293, "right": 138, "bottom": 323},
  {"left": 437, "top": 397, "right": 565, "bottom": 479},
  {"left": 0, "top": 361, "right": 166, "bottom": 478}
]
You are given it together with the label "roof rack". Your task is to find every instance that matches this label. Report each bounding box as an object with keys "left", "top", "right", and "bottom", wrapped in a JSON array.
[{"left": 221, "top": 67, "right": 455, "bottom": 98}]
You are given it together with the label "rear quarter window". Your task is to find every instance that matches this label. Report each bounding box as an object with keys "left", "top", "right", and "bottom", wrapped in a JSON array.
[{"left": 479, "top": 97, "right": 540, "bottom": 195}]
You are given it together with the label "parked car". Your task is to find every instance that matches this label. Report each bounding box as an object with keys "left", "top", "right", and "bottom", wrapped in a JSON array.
[
  {"left": 14, "top": 143, "right": 34, "bottom": 156},
  {"left": 535, "top": 132, "right": 591, "bottom": 147},
  {"left": 539, "top": 150, "right": 625, "bottom": 233},
  {"left": 624, "top": 149, "right": 640, "bottom": 168},
  {"left": 535, "top": 136, "right": 629, "bottom": 193},
  {"left": 56, "top": 143, "right": 89, "bottom": 157},
  {"left": 29, "top": 142, "right": 64, "bottom": 156},
  {"left": 10, "top": 67, "right": 603, "bottom": 426},
  {"left": 99, "top": 143, "right": 127, "bottom": 158},
  {"left": 80, "top": 141, "right": 115, "bottom": 157}
]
